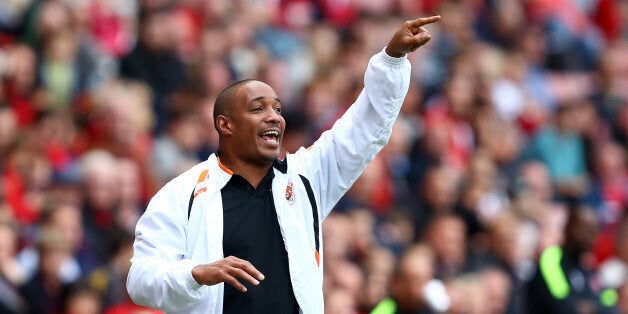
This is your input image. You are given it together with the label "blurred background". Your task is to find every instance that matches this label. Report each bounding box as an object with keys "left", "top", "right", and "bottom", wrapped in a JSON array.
[{"left": 0, "top": 0, "right": 627, "bottom": 313}]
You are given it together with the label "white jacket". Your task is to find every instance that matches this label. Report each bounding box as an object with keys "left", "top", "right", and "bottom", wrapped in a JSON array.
[{"left": 126, "top": 49, "right": 411, "bottom": 314}]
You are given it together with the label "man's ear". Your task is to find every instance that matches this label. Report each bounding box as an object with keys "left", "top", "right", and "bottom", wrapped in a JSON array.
[{"left": 215, "top": 115, "right": 232, "bottom": 135}]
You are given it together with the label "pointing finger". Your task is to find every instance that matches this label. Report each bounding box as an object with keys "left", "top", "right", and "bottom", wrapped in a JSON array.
[{"left": 409, "top": 15, "right": 441, "bottom": 29}]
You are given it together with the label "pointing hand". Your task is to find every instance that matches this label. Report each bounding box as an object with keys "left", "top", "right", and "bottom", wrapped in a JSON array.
[{"left": 386, "top": 16, "right": 441, "bottom": 58}]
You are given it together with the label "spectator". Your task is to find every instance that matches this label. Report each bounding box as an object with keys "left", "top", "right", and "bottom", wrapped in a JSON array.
[
  {"left": 421, "top": 68, "right": 476, "bottom": 174},
  {"left": 585, "top": 140, "right": 628, "bottom": 244},
  {"left": 17, "top": 199, "right": 101, "bottom": 283},
  {"left": 524, "top": 99, "right": 590, "bottom": 200},
  {"left": 89, "top": 229, "right": 135, "bottom": 309},
  {"left": 324, "top": 287, "right": 357, "bottom": 314},
  {"left": 444, "top": 273, "right": 487, "bottom": 314},
  {"left": 527, "top": 0, "right": 605, "bottom": 71},
  {"left": 1, "top": 44, "right": 40, "bottom": 126},
  {"left": 480, "top": 267, "right": 512, "bottom": 314},
  {"left": 60, "top": 281, "right": 102, "bottom": 314},
  {"left": 485, "top": 210, "right": 538, "bottom": 314},
  {"left": 413, "top": 165, "right": 460, "bottom": 237},
  {"left": 361, "top": 246, "right": 396, "bottom": 311},
  {"left": 0, "top": 215, "right": 26, "bottom": 313},
  {"left": 32, "top": 1, "right": 115, "bottom": 107},
  {"left": 424, "top": 214, "right": 467, "bottom": 279},
  {"left": 79, "top": 150, "right": 124, "bottom": 263},
  {"left": 527, "top": 205, "right": 619, "bottom": 313},
  {"left": 515, "top": 161, "right": 555, "bottom": 204},
  {"left": 88, "top": 78, "right": 158, "bottom": 198},
  {"left": 86, "top": 0, "right": 138, "bottom": 58},
  {"left": 1, "top": 135, "right": 52, "bottom": 225},
  {"left": 89, "top": 78, "right": 154, "bottom": 161},
  {"left": 119, "top": 5, "right": 186, "bottom": 133},
  {"left": 19, "top": 227, "right": 76, "bottom": 314},
  {"left": 406, "top": 122, "right": 447, "bottom": 190},
  {"left": 38, "top": 28, "right": 80, "bottom": 110},
  {"left": 116, "top": 158, "right": 145, "bottom": 232},
  {"left": 456, "top": 149, "right": 508, "bottom": 237},
  {"left": 370, "top": 243, "right": 448, "bottom": 314},
  {"left": 325, "top": 259, "right": 364, "bottom": 310},
  {"left": 472, "top": 106, "right": 523, "bottom": 177},
  {"left": 152, "top": 89, "right": 205, "bottom": 183}
]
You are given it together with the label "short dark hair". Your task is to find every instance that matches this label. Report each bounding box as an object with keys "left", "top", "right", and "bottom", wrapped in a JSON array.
[{"left": 213, "top": 79, "right": 257, "bottom": 131}]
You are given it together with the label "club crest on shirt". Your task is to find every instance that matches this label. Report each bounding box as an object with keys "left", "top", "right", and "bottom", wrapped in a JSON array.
[{"left": 285, "top": 181, "right": 295, "bottom": 205}]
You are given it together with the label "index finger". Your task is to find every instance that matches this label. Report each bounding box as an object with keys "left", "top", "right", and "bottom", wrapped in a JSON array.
[{"left": 410, "top": 15, "right": 441, "bottom": 28}]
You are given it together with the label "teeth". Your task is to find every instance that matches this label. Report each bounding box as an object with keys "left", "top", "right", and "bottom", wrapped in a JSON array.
[{"left": 260, "top": 131, "right": 279, "bottom": 136}]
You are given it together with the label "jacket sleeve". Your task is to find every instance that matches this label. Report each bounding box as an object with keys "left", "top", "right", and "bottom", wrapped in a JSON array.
[
  {"left": 126, "top": 177, "right": 209, "bottom": 312},
  {"left": 292, "top": 48, "right": 411, "bottom": 220}
]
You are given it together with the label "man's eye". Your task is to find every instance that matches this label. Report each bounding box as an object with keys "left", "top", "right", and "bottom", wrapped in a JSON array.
[
  {"left": 251, "top": 107, "right": 262, "bottom": 112},
  {"left": 274, "top": 107, "right": 281, "bottom": 114}
]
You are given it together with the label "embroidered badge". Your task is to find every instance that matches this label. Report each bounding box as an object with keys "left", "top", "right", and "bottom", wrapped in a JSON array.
[{"left": 285, "top": 181, "right": 295, "bottom": 205}]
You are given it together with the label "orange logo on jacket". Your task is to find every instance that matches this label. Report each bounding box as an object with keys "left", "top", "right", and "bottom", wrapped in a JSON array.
[
  {"left": 285, "top": 181, "right": 295, "bottom": 205},
  {"left": 194, "top": 187, "right": 207, "bottom": 198}
]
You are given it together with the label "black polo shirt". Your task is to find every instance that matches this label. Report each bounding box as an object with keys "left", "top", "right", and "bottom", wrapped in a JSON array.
[{"left": 221, "top": 167, "right": 299, "bottom": 314}]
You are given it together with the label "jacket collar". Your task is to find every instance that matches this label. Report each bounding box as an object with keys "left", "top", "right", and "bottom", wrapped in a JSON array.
[
  {"left": 206, "top": 154, "right": 233, "bottom": 190},
  {"left": 205, "top": 154, "right": 289, "bottom": 190}
]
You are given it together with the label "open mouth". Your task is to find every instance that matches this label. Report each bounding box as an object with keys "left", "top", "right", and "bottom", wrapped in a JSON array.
[{"left": 259, "top": 130, "right": 280, "bottom": 143}]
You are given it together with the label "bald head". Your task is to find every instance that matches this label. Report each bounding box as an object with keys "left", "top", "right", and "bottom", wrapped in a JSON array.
[
  {"left": 211, "top": 79, "right": 285, "bottom": 165},
  {"left": 213, "top": 79, "right": 257, "bottom": 131}
]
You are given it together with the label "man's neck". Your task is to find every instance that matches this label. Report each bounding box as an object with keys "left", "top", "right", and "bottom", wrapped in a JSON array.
[{"left": 219, "top": 155, "right": 273, "bottom": 188}]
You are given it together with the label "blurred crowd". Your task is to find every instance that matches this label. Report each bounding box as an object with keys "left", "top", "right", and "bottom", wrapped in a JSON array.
[{"left": 0, "top": 0, "right": 627, "bottom": 313}]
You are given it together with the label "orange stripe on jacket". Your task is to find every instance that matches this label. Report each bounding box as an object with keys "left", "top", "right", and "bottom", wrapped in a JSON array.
[{"left": 216, "top": 157, "right": 234, "bottom": 175}]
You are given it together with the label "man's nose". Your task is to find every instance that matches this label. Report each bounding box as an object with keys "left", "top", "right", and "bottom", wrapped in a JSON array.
[{"left": 265, "top": 108, "right": 282, "bottom": 122}]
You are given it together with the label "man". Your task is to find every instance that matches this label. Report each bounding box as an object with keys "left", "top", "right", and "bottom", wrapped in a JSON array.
[
  {"left": 126, "top": 15, "right": 441, "bottom": 314},
  {"left": 527, "top": 205, "right": 619, "bottom": 313},
  {"left": 370, "top": 244, "right": 449, "bottom": 314}
]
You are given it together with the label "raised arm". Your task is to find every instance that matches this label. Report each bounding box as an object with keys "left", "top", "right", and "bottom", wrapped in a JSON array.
[{"left": 291, "top": 16, "right": 441, "bottom": 219}]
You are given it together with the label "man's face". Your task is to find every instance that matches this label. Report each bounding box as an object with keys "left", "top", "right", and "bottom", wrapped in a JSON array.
[
  {"left": 229, "top": 81, "right": 285, "bottom": 164},
  {"left": 566, "top": 209, "right": 599, "bottom": 253},
  {"left": 394, "top": 254, "right": 434, "bottom": 311}
]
